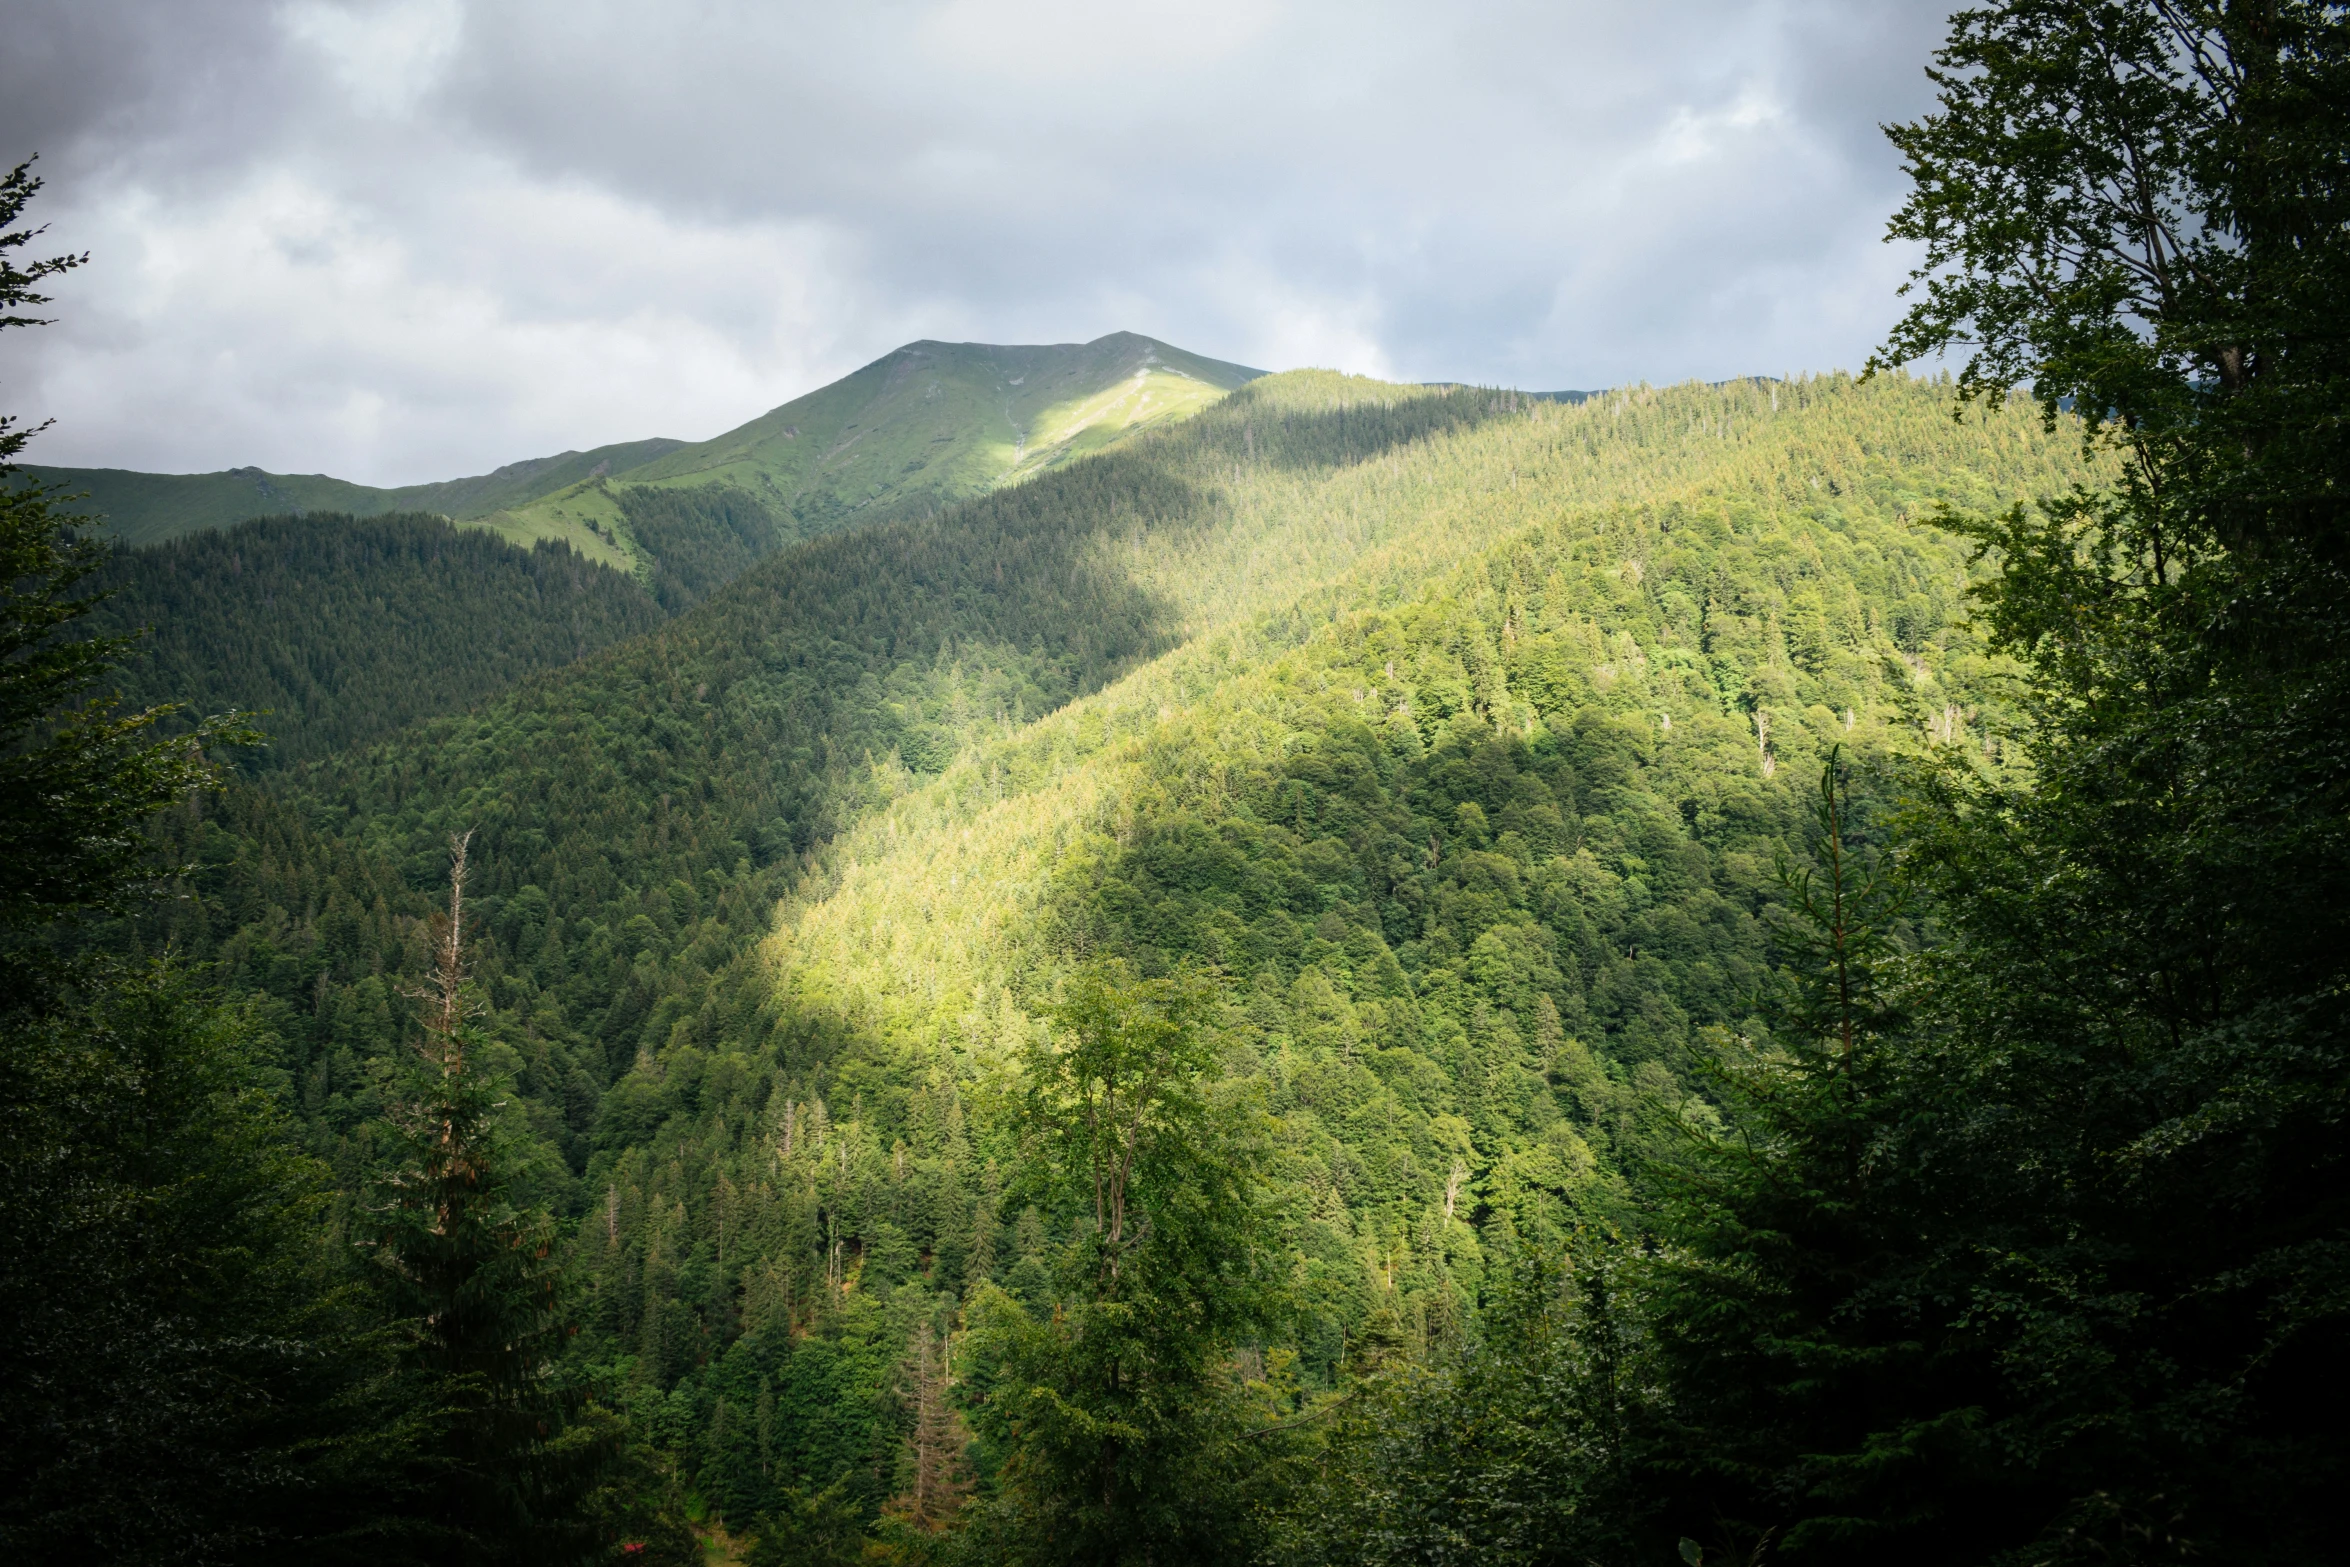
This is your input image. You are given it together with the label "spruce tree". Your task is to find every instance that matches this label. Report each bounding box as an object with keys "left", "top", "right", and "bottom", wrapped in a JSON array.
[
  {"left": 0, "top": 156, "right": 394, "bottom": 1564},
  {"left": 959, "top": 963, "right": 1285, "bottom": 1566},
  {"left": 1633, "top": 754, "right": 1969, "bottom": 1566},
  {"left": 369, "top": 831, "right": 608, "bottom": 1564},
  {"left": 0, "top": 156, "right": 242, "bottom": 949},
  {"left": 886, "top": 1320, "right": 973, "bottom": 1536}
]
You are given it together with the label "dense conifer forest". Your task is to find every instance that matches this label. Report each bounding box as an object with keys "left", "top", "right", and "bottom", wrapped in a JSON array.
[
  {"left": 85, "top": 513, "right": 667, "bottom": 767},
  {"left": 102, "top": 366, "right": 2088, "bottom": 1551},
  {"left": 4, "top": 3, "right": 2344, "bottom": 1563}
]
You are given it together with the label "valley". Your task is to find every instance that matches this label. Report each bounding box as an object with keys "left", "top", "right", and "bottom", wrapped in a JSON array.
[
  {"left": 106, "top": 356, "right": 2096, "bottom": 1542},
  {"left": 10, "top": 7, "right": 2340, "bottom": 1561}
]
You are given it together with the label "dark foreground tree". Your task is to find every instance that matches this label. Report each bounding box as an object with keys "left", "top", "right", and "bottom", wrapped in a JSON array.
[
  {"left": 1880, "top": 2, "right": 2349, "bottom": 1558},
  {"left": 1271, "top": 1232, "right": 1653, "bottom": 1567},
  {"left": 0, "top": 158, "right": 243, "bottom": 952},
  {"left": 1625, "top": 3, "right": 2350, "bottom": 1560},
  {"left": 368, "top": 830, "right": 621, "bottom": 1565},
  {"left": 0, "top": 961, "right": 425, "bottom": 1563},
  {"left": 0, "top": 157, "right": 408, "bottom": 1564},
  {"left": 1631, "top": 756, "right": 1986, "bottom": 1567}
]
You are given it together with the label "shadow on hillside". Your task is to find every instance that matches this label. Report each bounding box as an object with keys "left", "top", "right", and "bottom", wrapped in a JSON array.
[
  {"left": 636, "top": 379, "right": 1536, "bottom": 875},
  {"left": 1188, "top": 378, "right": 1525, "bottom": 477}
]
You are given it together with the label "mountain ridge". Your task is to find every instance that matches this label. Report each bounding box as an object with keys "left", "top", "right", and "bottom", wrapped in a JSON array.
[{"left": 19, "top": 332, "right": 1263, "bottom": 566}]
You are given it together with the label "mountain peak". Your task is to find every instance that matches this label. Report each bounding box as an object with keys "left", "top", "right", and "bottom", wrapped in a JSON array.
[{"left": 614, "top": 332, "right": 1261, "bottom": 522}]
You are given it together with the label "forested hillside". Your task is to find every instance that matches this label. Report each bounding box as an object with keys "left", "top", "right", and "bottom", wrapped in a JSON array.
[
  {"left": 84, "top": 512, "right": 666, "bottom": 768},
  {"left": 17, "top": 6, "right": 2343, "bottom": 1561},
  {"left": 109, "top": 366, "right": 2097, "bottom": 1537},
  {"left": 79, "top": 366, "right": 1211, "bottom": 777}
]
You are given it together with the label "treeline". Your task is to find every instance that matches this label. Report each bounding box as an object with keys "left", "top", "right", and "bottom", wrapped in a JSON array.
[
  {"left": 56, "top": 374, "right": 2094, "bottom": 1563},
  {"left": 120, "top": 367, "right": 1614, "bottom": 1212}
]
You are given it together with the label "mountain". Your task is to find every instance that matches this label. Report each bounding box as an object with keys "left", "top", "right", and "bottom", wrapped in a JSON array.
[
  {"left": 117, "top": 368, "right": 2102, "bottom": 1531},
  {"left": 23, "top": 332, "right": 1261, "bottom": 575},
  {"left": 70, "top": 333, "right": 1259, "bottom": 768},
  {"left": 492, "top": 330, "right": 1262, "bottom": 552},
  {"left": 19, "top": 437, "right": 688, "bottom": 552}
]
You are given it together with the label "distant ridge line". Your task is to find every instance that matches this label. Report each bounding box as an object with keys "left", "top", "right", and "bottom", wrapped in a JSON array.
[{"left": 1417, "top": 383, "right": 1596, "bottom": 404}]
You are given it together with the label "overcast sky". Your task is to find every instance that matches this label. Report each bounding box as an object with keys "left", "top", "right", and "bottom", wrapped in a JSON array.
[{"left": 0, "top": 0, "right": 1955, "bottom": 487}]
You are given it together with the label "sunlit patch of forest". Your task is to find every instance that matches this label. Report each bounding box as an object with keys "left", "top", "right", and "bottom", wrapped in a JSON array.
[{"left": 93, "top": 367, "right": 2095, "bottom": 1537}]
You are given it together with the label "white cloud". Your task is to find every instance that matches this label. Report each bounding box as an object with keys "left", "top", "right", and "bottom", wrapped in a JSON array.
[
  {"left": 280, "top": 0, "right": 464, "bottom": 117},
  {"left": 17, "top": 160, "right": 916, "bottom": 482},
  {"left": 0, "top": 0, "right": 1959, "bottom": 484}
]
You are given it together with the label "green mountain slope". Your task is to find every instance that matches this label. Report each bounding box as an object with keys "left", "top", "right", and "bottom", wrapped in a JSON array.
[
  {"left": 119, "top": 368, "right": 2103, "bottom": 1532},
  {"left": 51, "top": 334, "right": 1264, "bottom": 776},
  {"left": 24, "top": 332, "right": 1260, "bottom": 579},
  {"left": 625, "top": 331, "right": 1260, "bottom": 505},
  {"left": 477, "top": 332, "right": 1261, "bottom": 566},
  {"left": 19, "top": 436, "right": 687, "bottom": 549}
]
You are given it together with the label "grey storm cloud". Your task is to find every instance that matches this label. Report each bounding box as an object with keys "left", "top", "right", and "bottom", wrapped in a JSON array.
[{"left": 0, "top": 0, "right": 1957, "bottom": 486}]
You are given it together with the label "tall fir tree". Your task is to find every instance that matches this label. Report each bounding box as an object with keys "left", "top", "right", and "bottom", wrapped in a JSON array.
[
  {"left": 368, "top": 831, "right": 612, "bottom": 1565},
  {"left": 0, "top": 155, "right": 403, "bottom": 1565}
]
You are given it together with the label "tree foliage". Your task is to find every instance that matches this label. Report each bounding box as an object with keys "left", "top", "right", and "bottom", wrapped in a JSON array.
[
  {"left": 0, "top": 161, "right": 409, "bottom": 1566},
  {"left": 366, "top": 831, "right": 610, "bottom": 1564},
  {"left": 955, "top": 965, "right": 1281, "bottom": 1566},
  {"left": 104, "top": 364, "right": 2090, "bottom": 1558},
  {"left": 85, "top": 512, "right": 665, "bottom": 770},
  {"left": 1610, "top": 3, "right": 2350, "bottom": 1559}
]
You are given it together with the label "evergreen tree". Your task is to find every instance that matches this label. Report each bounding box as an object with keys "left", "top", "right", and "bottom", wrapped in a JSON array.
[
  {"left": 0, "top": 157, "right": 404, "bottom": 1564},
  {"left": 884, "top": 1320, "right": 974, "bottom": 1538},
  {"left": 960, "top": 964, "right": 1286, "bottom": 1566},
  {"left": 368, "top": 831, "right": 611, "bottom": 1564},
  {"left": 0, "top": 157, "right": 240, "bottom": 943},
  {"left": 1274, "top": 1234, "right": 1652, "bottom": 1567},
  {"left": 0, "top": 960, "right": 414, "bottom": 1563},
  {"left": 1627, "top": 753, "right": 1975, "bottom": 1566}
]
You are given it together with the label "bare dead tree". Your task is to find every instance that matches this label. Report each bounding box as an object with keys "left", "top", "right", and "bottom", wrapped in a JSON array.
[
  {"left": 403, "top": 828, "right": 476, "bottom": 1076},
  {"left": 887, "top": 1321, "right": 972, "bottom": 1533}
]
